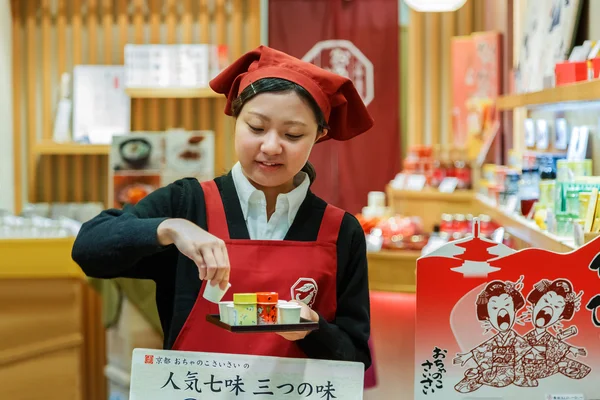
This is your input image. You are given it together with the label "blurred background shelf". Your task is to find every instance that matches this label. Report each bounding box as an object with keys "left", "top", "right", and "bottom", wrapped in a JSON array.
[
  {"left": 475, "top": 195, "right": 575, "bottom": 253},
  {"left": 497, "top": 80, "right": 600, "bottom": 110},
  {"left": 33, "top": 141, "right": 110, "bottom": 156},
  {"left": 125, "top": 87, "right": 221, "bottom": 98},
  {"left": 386, "top": 187, "right": 476, "bottom": 232},
  {"left": 367, "top": 250, "right": 419, "bottom": 293}
]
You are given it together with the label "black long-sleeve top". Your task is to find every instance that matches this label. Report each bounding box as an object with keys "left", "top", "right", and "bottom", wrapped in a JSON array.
[{"left": 72, "top": 172, "right": 371, "bottom": 369}]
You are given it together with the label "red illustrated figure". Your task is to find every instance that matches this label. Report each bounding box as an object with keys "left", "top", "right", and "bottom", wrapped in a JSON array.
[
  {"left": 516, "top": 279, "right": 590, "bottom": 386},
  {"left": 453, "top": 276, "right": 531, "bottom": 393}
]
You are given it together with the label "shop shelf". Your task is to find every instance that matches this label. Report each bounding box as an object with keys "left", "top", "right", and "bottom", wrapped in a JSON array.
[
  {"left": 497, "top": 79, "right": 600, "bottom": 110},
  {"left": 387, "top": 188, "right": 475, "bottom": 202},
  {"left": 475, "top": 195, "right": 576, "bottom": 253},
  {"left": 386, "top": 187, "right": 476, "bottom": 232},
  {"left": 125, "top": 87, "right": 222, "bottom": 98},
  {"left": 367, "top": 250, "right": 420, "bottom": 293},
  {"left": 33, "top": 141, "right": 110, "bottom": 156}
]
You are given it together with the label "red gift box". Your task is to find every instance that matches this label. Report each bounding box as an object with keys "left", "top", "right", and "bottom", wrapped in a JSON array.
[{"left": 555, "top": 61, "right": 588, "bottom": 86}]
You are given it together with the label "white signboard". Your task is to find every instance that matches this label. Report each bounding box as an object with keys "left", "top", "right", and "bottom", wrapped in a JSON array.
[
  {"left": 130, "top": 348, "right": 364, "bottom": 400},
  {"left": 72, "top": 65, "right": 131, "bottom": 144}
]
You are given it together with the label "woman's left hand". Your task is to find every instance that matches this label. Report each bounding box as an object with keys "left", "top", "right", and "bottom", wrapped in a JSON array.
[{"left": 276, "top": 300, "right": 319, "bottom": 341}]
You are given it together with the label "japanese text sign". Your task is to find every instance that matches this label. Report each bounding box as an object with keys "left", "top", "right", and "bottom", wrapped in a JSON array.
[
  {"left": 130, "top": 348, "right": 364, "bottom": 400},
  {"left": 415, "top": 218, "right": 600, "bottom": 399}
]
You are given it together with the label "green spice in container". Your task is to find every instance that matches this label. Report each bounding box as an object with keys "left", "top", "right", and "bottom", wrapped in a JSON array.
[{"left": 233, "top": 293, "right": 257, "bottom": 326}]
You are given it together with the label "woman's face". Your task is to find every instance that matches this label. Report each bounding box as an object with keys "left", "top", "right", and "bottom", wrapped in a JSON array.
[
  {"left": 487, "top": 293, "right": 516, "bottom": 332},
  {"left": 532, "top": 291, "right": 565, "bottom": 328},
  {"left": 234, "top": 91, "right": 323, "bottom": 191}
]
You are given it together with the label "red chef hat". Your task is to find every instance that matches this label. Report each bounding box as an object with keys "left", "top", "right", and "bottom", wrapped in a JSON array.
[{"left": 209, "top": 45, "right": 374, "bottom": 141}]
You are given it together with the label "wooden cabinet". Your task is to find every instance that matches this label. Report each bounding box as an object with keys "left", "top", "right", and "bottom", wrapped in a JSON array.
[
  {"left": 368, "top": 251, "right": 419, "bottom": 293},
  {"left": 0, "top": 238, "right": 105, "bottom": 400}
]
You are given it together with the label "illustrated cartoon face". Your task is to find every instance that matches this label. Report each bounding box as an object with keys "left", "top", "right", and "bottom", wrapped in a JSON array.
[
  {"left": 487, "top": 293, "right": 516, "bottom": 332},
  {"left": 532, "top": 290, "right": 565, "bottom": 328}
]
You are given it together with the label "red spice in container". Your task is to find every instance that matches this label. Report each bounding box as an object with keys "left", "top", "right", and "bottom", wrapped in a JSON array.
[{"left": 257, "top": 292, "right": 279, "bottom": 325}]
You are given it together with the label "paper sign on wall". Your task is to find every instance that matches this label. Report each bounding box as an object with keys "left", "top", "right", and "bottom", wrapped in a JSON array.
[
  {"left": 130, "top": 348, "right": 364, "bottom": 400},
  {"left": 415, "top": 218, "right": 600, "bottom": 399}
]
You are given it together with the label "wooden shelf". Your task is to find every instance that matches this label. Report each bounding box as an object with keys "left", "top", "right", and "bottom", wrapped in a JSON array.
[
  {"left": 125, "top": 87, "right": 222, "bottom": 98},
  {"left": 33, "top": 141, "right": 110, "bottom": 155},
  {"left": 367, "top": 250, "right": 420, "bottom": 293},
  {"left": 387, "top": 188, "right": 475, "bottom": 202},
  {"left": 497, "top": 79, "right": 600, "bottom": 110},
  {"left": 386, "top": 186, "right": 476, "bottom": 232},
  {"left": 475, "top": 195, "right": 576, "bottom": 253}
]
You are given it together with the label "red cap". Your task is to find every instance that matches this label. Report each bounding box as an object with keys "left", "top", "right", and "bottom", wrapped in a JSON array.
[{"left": 209, "top": 45, "right": 374, "bottom": 141}]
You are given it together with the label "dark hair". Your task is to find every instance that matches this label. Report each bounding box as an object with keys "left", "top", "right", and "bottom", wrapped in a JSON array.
[
  {"left": 476, "top": 280, "right": 525, "bottom": 321},
  {"left": 231, "top": 78, "right": 329, "bottom": 184},
  {"left": 527, "top": 279, "right": 577, "bottom": 321}
]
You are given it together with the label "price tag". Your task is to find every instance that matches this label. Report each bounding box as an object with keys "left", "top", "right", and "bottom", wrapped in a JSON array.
[
  {"left": 405, "top": 175, "right": 426, "bottom": 191},
  {"left": 438, "top": 177, "right": 458, "bottom": 193}
]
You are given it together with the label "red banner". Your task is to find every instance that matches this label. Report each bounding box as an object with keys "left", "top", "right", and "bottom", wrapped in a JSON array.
[{"left": 269, "top": 0, "right": 400, "bottom": 214}]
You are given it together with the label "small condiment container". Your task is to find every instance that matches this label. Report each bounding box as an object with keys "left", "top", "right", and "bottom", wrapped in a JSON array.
[
  {"left": 277, "top": 303, "right": 302, "bottom": 324},
  {"left": 256, "top": 292, "right": 278, "bottom": 325},
  {"left": 277, "top": 300, "right": 288, "bottom": 323},
  {"left": 226, "top": 303, "right": 236, "bottom": 326},
  {"left": 218, "top": 301, "right": 233, "bottom": 324},
  {"left": 233, "top": 293, "right": 257, "bottom": 326}
]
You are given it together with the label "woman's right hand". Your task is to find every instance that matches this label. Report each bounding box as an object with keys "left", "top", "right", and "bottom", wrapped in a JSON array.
[{"left": 157, "top": 218, "right": 230, "bottom": 289}]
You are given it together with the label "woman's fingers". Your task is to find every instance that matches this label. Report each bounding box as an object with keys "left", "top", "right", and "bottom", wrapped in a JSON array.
[
  {"left": 201, "top": 246, "right": 219, "bottom": 281},
  {"left": 194, "top": 254, "right": 207, "bottom": 280},
  {"left": 199, "top": 241, "right": 230, "bottom": 287},
  {"left": 212, "top": 242, "right": 230, "bottom": 288}
]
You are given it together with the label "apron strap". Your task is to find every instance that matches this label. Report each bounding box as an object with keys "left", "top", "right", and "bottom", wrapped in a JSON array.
[
  {"left": 316, "top": 204, "right": 345, "bottom": 243},
  {"left": 200, "top": 180, "right": 231, "bottom": 240}
]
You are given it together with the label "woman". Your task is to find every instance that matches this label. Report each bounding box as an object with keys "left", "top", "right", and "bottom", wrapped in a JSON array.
[
  {"left": 517, "top": 279, "right": 590, "bottom": 385},
  {"left": 72, "top": 46, "right": 373, "bottom": 369},
  {"left": 453, "top": 277, "right": 531, "bottom": 393}
]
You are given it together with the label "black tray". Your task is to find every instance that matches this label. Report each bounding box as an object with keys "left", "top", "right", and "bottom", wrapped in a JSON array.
[{"left": 206, "top": 314, "right": 319, "bottom": 333}]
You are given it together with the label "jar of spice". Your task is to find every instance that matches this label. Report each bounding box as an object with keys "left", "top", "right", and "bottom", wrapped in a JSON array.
[
  {"left": 233, "top": 293, "right": 257, "bottom": 326},
  {"left": 257, "top": 292, "right": 278, "bottom": 325}
]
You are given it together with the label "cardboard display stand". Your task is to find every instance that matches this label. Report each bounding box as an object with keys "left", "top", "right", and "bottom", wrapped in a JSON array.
[{"left": 415, "top": 218, "right": 600, "bottom": 399}]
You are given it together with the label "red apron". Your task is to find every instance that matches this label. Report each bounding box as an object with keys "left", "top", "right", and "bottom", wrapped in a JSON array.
[{"left": 172, "top": 180, "right": 343, "bottom": 358}]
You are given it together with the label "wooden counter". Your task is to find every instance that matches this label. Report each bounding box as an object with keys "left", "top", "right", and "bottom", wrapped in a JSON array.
[
  {"left": 368, "top": 250, "right": 420, "bottom": 293},
  {"left": 0, "top": 238, "right": 106, "bottom": 400}
]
